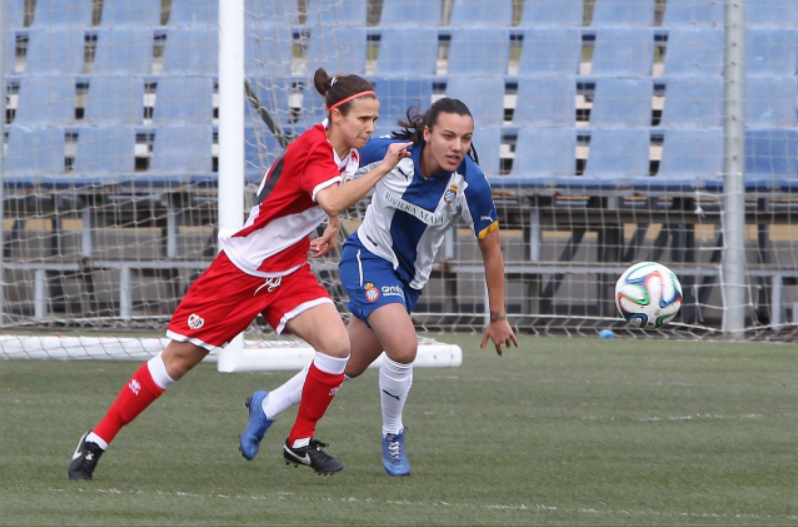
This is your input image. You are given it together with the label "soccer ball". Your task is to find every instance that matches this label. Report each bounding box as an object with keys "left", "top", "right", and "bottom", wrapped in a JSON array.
[{"left": 615, "top": 262, "right": 683, "bottom": 329}]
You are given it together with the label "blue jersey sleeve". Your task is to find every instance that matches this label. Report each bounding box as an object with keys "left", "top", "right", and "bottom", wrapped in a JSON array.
[
  {"left": 358, "top": 137, "right": 397, "bottom": 167},
  {"left": 462, "top": 159, "right": 499, "bottom": 239}
]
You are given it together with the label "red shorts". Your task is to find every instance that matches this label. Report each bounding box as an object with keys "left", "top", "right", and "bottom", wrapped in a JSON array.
[{"left": 166, "top": 251, "right": 333, "bottom": 349}]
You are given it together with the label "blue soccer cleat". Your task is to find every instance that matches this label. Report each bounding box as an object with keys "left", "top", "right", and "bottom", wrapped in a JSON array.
[
  {"left": 381, "top": 431, "right": 410, "bottom": 476},
  {"left": 239, "top": 391, "right": 274, "bottom": 460}
]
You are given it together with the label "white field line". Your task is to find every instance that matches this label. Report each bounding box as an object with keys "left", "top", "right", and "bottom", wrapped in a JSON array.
[{"left": 29, "top": 486, "right": 798, "bottom": 523}]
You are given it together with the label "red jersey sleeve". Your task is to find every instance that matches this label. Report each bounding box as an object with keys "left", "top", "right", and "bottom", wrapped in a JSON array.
[{"left": 301, "top": 139, "right": 343, "bottom": 201}]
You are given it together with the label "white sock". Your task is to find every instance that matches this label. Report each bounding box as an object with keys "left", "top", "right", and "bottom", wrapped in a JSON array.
[
  {"left": 379, "top": 357, "right": 414, "bottom": 437},
  {"left": 86, "top": 432, "right": 108, "bottom": 450},
  {"left": 262, "top": 363, "right": 309, "bottom": 420}
]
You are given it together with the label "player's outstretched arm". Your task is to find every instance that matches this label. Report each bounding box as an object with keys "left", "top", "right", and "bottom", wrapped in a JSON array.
[
  {"left": 478, "top": 228, "right": 519, "bottom": 356},
  {"left": 316, "top": 142, "right": 412, "bottom": 217}
]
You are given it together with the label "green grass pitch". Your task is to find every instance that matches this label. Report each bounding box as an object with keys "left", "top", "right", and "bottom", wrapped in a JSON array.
[{"left": 1, "top": 335, "right": 796, "bottom": 526}]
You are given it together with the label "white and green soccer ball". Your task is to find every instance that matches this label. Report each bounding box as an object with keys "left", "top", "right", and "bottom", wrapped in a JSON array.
[{"left": 615, "top": 262, "right": 683, "bottom": 329}]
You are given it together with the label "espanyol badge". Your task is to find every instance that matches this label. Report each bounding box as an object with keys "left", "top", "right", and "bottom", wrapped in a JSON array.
[
  {"left": 443, "top": 184, "right": 458, "bottom": 205},
  {"left": 364, "top": 283, "right": 380, "bottom": 303}
]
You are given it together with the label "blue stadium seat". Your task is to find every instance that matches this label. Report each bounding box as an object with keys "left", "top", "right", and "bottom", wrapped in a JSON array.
[
  {"left": 246, "top": 77, "right": 295, "bottom": 128},
  {"left": 378, "top": 0, "right": 442, "bottom": 28},
  {"left": 591, "top": 0, "right": 655, "bottom": 27},
  {"left": 371, "top": 77, "right": 434, "bottom": 126},
  {"left": 306, "top": 0, "right": 367, "bottom": 27},
  {"left": 375, "top": 28, "right": 439, "bottom": 77},
  {"left": 71, "top": 127, "right": 137, "bottom": 184},
  {"left": 518, "top": 28, "right": 582, "bottom": 76},
  {"left": 4, "top": 0, "right": 26, "bottom": 29},
  {"left": 659, "top": 77, "right": 724, "bottom": 129},
  {"left": 167, "top": 0, "right": 218, "bottom": 26},
  {"left": 160, "top": 27, "right": 219, "bottom": 75},
  {"left": 662, "top": 0, "right": 724, "bottom": 27},
  {"left": 745, "top": 28, "right": 798, "bottom": 77},
  {"left": 245, "top": 126, "right": 282, "bottom": 183},
  {"left": 590, "top": 28, "right": 654, "bottom": 77},
  {"left": 513, "top": 76, "right": 575, "bottom": 127},
  {"left": 634, "top": 128, "right": 723, "bottom": 191},
  {"left": 447, "top": 28, "right": 510, "bottom": 76},
  {"left": 499, "top": 127, "right": 576, "bottom": 189},
  {"left": 445, "top": 76, "right": 506, "bottom": 126},
  {"left": 30, "top": 0, "right": 93, "bottom": 28},
  {"left": 13, "top": 76, "right": 75, "bottom": 126},
  {"left": 92, "top": 28, "right": 154, "bottom": 76},
  {"left": 745, "top": 77, "right": 798, "bottom": 128},
  {"left": 589, "top": 78, "right": 653, "bottom": 128},
  {"left": 245, "top": 25, "right": 294, "bottom": 78},
  {"left": 474, "top": 126, "right": 502, "bottom": 177},
  {"left": 298, "top": 84, "right": 328, "bottom": 128},
  {"left": 581, "top": 129, "right": 649, "bottom": 189},
  {"left": 4, "top": 31, "right": 17, "bottom": 75},
  {"left": 449, "top": 0, "right": 514, "bottom": 28},
  {"left": 745, "top": 0, "right": 798, "bottom": 28},
  {"left": 24, "top": 28, "right": 86, "bottom": 76},
  {"left": 83, "top": 75, "right": 145, "bottom": 126},
  {"left": 519, "top": 0, "right": 583, "bottom": 27},
  {"left": 745, "top": 129, "right": 798, "bottom": 192},
  {"left": 100, "top": 0, "right": 162, "bottom": 27},
  {"left": 148, "top": 126, "right": 214, "bottom": 185},
  {"left": 305, "top": 26, "right": 367, "bottom": 75},
  {"left": 4, "top": 127, "right": 66, "bottom": 186},
  {"left": 663, "top": 28, "right": 724, "bottom": 77},
  {"left": 152, "top": 76, "right": 215, "bottom": 125},
  {"left": 245, "top": 0, "right": 300, "bottom": 27}
]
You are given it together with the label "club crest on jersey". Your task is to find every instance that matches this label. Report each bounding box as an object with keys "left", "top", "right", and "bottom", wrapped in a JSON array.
[
  {"left": 443, "top": 184, "right": 458, "bottom": 205},
  {"left": 187, "top": 313, "right": 205, "bottom": 330},
  {"left": 364, "top": 283, "right": 380, "bottom": 303}
]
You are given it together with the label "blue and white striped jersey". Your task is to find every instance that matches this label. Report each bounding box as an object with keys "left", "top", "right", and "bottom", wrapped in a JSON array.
[{"left": 348, "top": 136, "right": 499, "bottom": 290}]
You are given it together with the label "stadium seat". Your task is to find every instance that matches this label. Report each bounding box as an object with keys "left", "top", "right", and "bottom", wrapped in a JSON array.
[
  {"left": 160, "top": 27, "right": 219, "bottom": 75},
  {"left": 4, "top": 0, "right": 25, "bottom": 29},
  {"left": 245, "top": 25, "right": 294, "bottom": 78},
  {"left": 92, "top": 28, "right": 154, "bottom": 76},
  {"left": 745, "top": 77, "right": 798, "bottom": 129},
  {"left": 513, "top": 76, "right": 575, "bottom": 127},
  {"left": 305, "top": 0, "right": 367, "bottom": 28},
  {"left": 245, "top": 0, "right": 300, "bottom": 27},
  {"left": 167, "top": 0, "right": 218, "bottom": 26},
  {"left": 378, "top": 0, "right": 442, "bottom": 28},
  {"left": 23, "top": 28, "right": 86, "bottom": 76},
  {"left": 148, "top": 126, "right": 215, "bottom": 185},
  {"left": 634, "top": 128, "right": 723, "bottom": 191},
  {"left": 305, "top": 26, "right": 367, "bottom": 76},
  {"left": 662, "top": 0, "right": 724, "bottom": 27},
  {"left": 245, "top": 126, "right": 282, "bottom": 183},
  {"left": 30, "top": 0, "right": 93, "bottom": 28},
  {"left": 245, "top": 77, "right": 295, "bottom": 129},
  {"left": 447, "top": 28, "right": 510, "bottom": 77},
  {"left": 499, "top": 127, "right": 576, "bottom": 189},
  {"left": 375, "top": 28, "right": 439, "bottom": 77},
  {"left": 589, "top": 78, "right": 653, "bottom": 128},
  {"left": 152, "top": 76, "right": 215, "bottom": 125},
  {"left": 449, "top": 0, "right": 514, "bottom": 28},
  {"left": 83, "top": 75, "right": 145, "bottom": 126},
  {"left": 4, "top": 127, "right": 66, "bottom": 186},
  {"left": 71, "top": 127, "right": 137, "bottom": 183},
  {"left": 4, "top": 31, "right": 17, "bottom": 75},
  {"left": 745, "top": 0, "right": 798, "bottom": 28},
  {"left": 371, "top": 77, "right": 434, "bottom": 126},
  {"left": 519, "top": 0, "right": 583, "bottom": 27},
  {"left": 518, "top": 28, "right": 582, "bottom": 76},
  {"left": 659, "top": 77, "right": 724, "bottom": 129},
  {"left": 745, "top": 129, "right": 798, "bottom": 192},
  {"left": 590, "top": 28, "right": 654, "bottom": 77},
  {"left": 591, "top": 0, "right": 655, "bottom": 27},
  {"left": 445, "top": 76, "right": 506, "bottom": 126},
  {"left": 663, "top": 28, "right": 724, "bottom": 77},
  {"left": 100, "top": 0, "right": 162, "bottom": 27},
  {"left": 581, "top": 129, "right": 649, "bottom": 189},
  {"left": 473, "top": 126, "right": 502, "bottom": 177},
  {"left": 13, "top": 76, "right": 76, "bottom": 126},
  {"left": 745, "top": 28, "right": 798, "bottom": 77}
]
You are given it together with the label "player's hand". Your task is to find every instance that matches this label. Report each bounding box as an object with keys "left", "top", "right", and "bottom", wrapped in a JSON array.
[
  {"left": 480, "top": 317, "right": 518, "bottom": 356},
  {"left": 309, "top": 218, "right": 339, "bottom": 258},
  {"left": 378, "top": 142, "right": 413, "bottom": 174}
]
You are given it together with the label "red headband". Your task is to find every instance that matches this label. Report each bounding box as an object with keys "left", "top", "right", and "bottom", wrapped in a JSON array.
[{"left": 326, "top": 90, "right": 377, "bottom": 112}]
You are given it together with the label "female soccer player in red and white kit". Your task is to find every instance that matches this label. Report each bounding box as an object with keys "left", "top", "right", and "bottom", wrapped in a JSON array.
[{"left": 68, "top": 68, "right": 412, "bottom": 480}]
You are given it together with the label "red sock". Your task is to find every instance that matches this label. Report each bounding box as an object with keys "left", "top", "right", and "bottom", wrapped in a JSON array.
[
  {"left": 92, "top": 362, "right": 166, "bottom": 445},
  {"left": 287, "top": 363, "right": 344, "bottom": 445}
]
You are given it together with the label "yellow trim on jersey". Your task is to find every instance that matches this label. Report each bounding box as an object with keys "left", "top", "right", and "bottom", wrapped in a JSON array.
[{"left": 478, "top": 221, "right": 499, "bottom": 240}]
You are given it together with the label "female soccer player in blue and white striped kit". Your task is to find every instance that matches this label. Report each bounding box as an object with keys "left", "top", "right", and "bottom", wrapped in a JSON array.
[{"left": 240, "top": 98, "right": 518, "bottom": 476}]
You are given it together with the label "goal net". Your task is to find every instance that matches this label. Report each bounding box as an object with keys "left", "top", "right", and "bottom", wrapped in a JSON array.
[{"left": 2, "top": 0, "right": 797, "bottom": 370}]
